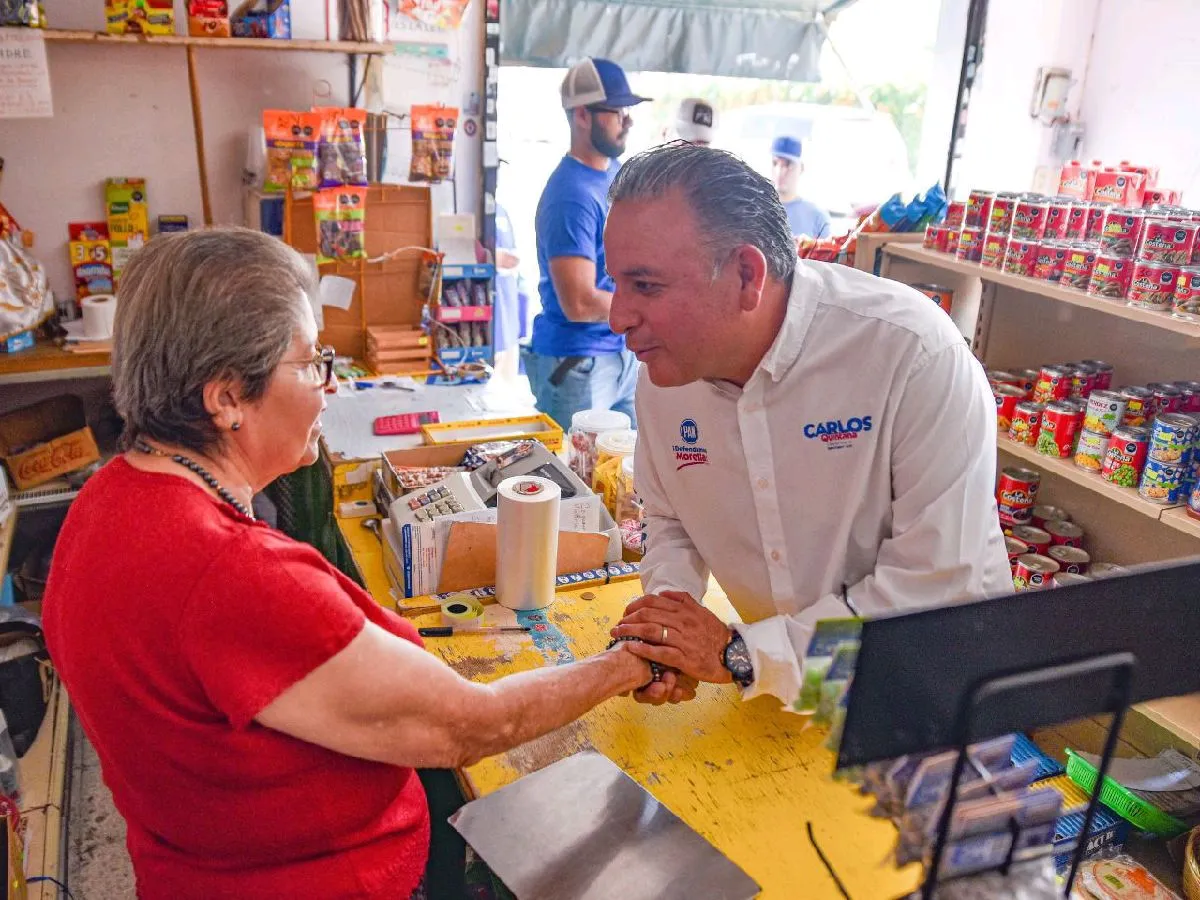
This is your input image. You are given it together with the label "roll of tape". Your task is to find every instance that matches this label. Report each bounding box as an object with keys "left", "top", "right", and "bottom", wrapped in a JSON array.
[{"left": 441, "top": 594, "right": 485, "bottom": 628}]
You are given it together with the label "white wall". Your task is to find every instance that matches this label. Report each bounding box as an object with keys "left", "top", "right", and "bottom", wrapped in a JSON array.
[
  {"left": 1078, "top": 0, "right": 1200, "bottom": 203},
  {"left": 0, "top": 0, "right": 483, "bottom": 301}
]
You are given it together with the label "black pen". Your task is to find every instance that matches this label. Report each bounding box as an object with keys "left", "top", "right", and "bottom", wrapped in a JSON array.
[{"left": 418, "top": 626, "right": 532, "bottom": 637}]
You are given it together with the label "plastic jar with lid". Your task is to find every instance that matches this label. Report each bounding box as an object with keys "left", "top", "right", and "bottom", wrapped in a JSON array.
[
  {"left": 592, "top": 430, "right": 638, "bottom": 514},
  {"left": 615, "top": 457, "right": 643, "bottom": 555},
  {"left": 567, "top": 409, "right": 632, "bottom": 484}
]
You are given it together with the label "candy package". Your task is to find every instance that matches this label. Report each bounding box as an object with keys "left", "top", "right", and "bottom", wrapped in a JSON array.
[
  {"left": 313, "top": 187, "right": 367, "bottom": 265},
  {"left": 289, "top": 112, "right": 321, "bottom": 191},
  {"left": 1072, "top": 854, "right": 1181, "bottom": 899},
  {"left": 409, "top": 105, "right": 458, "bottom": 183},
  {"left": 263, "top": 110, "right": 298, "bottom": 193},
  {"left": 317, "top": 107, "right": 369, "bottom": 189}
]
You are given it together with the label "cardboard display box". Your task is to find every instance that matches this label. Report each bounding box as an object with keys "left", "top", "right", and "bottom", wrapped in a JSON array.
[{"left": 0, "top": 396, "right": 100, "bottom": 491}]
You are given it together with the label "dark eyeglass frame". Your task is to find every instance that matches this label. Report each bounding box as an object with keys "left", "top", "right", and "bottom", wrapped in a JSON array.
[{"left": 286, "top": 345, "right": 336, "bottom": 388}]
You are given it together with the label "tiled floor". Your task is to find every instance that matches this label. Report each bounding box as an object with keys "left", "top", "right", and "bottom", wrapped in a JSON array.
[{"left": 67, "top": 725, "right": 135, "bottom": 898}]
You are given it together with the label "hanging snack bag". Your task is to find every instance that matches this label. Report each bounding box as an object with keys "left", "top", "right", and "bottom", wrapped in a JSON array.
[
  {"left": 263, "top": 110, "right": 300, "bottom": 194},
  {"left": 289, "top": 112, "right": 321, "bottom": 191},
  {"left": 313, "top": 187, "right": 367, "bottom": 265},
  {"left": 316, "top": 107, "right": 369, "bottom": 189},
  {"left": 409, "top": 105, "right": 459, "bottom": 184}
]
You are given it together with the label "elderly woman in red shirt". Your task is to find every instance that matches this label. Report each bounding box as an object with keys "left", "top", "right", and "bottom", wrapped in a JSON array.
[{"left": 43, "top": 228, "right": 673, "bottom": 900}]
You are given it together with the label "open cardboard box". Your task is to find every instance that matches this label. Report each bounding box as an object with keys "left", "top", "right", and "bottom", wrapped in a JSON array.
[{"left": 0, "top": 396, "right": 100, "bottom": 491}]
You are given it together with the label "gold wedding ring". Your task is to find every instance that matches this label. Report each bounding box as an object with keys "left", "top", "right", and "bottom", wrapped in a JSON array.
[{"left": 662, "top": 626, "right": 668, "bottom": 644}]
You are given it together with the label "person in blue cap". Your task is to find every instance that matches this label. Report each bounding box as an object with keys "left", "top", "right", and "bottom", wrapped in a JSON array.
[
  {"left": 521, "top": 58, "right": 650, "bottom": 429},
  {"left": 771, "top": 135, "right": 832, "bottom": 239}
]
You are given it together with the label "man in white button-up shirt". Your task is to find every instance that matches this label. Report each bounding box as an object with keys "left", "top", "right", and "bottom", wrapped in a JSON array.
[{"left": 605, "top": 145, "right": 1011, "bottom": 707}]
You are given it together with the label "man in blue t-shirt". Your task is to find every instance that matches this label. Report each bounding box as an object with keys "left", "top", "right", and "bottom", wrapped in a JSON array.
[
  {"left": 771, "top": 135, "right": 832, "bottom": 239},
  {"left": 520, "top": 58, "right": 650, "bottom": 429}
]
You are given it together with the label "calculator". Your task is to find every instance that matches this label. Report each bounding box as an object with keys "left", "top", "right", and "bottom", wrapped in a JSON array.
[
  {"left": 373, "top": 411, "right": 440, "bottom": 436},
  {"left": 389, "top": 473, "right": 489, "bottom": 526}
]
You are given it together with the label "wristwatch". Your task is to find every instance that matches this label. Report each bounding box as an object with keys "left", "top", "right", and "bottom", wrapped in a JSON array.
[{"left": 723, "top": 630, "right": 754, "bottom": 688}]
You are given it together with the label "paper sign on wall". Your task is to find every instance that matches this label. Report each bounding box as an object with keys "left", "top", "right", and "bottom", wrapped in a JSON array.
[{"left": 0, "top": 29, "right": 53, "bottom": 119}]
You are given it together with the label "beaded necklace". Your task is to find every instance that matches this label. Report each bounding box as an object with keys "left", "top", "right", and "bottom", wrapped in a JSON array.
[{"left": 133, "top": 439, "right": 254, "bottom": 519}]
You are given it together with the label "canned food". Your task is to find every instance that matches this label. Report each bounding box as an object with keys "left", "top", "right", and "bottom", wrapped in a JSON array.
[
  {"left": 1073, "top": 429, "right": 1108, "bottom": 472},
  {"left": 987, "top": 369, "right": 1021, "bottom": 387},
  {"left": 1187, "top": 479, "right": 1200, "bottom": 520},
  {"left": 1037, "top": 401, "right": 1083, "bottom": 459},
  {"left": 1093, "top": 170, "right": 1138, "bottom": 206},
  {"left": 1008, "top": 401, "right": 1045, "bottom": 446},
  {"left": 1088, "top": 562, "right": 1128, "bottom": 579},
  {"left": 1015, "top": 369, "right": 1042, "bottom": 396},
  {"left": 1120, "top": 386, "right": 1155, "bottom": 427},
  {"left": 1033, "top": 241, "right": 1070, "bottom": 281},
  {"left": 1138, "top": 219, "right": 1197, "bottom": 265},
  {"left": 1070, "top": 363, "right": 1098, "bottom": 400},
  {"left": 996, "top": 466, "right": 1041, "bottom": 527},
  {"left": 1148, "top": 412, "right": 1198, "bottom": 465},
  {"left": 1045, "top": 199, "right": 1073, "bottom": 239},
  {"left": 911, "top": 283, "right": 955, "bottom": 313},
  {"left": 994, "top": 383, "right": 1027, "bottom": 433},
  {"left": 1172, "top": 266, "right": 1200, "bottom": 320},
  {"left": 1012, "top": 199, "right": 1050, "bottom": 240},
  {"left": 1085, "top": 203, "right": 1107, "bottom": 242},
  {"left": 1033, "top": 365, "right": 1074, "bottom": 404},
  {"left": 1054, "top": 571, "right": 1091, "bottom": 587},
  {"left": 934, "top": 226, "right": 954, "bottom": 254},
  {"left": 1005, "top": 535, "right": 1032, "bottom": 570},
  {"left": 1003, "top": 238, "right": 1040, "bottom": 276},
  {"left": 944, "top": 226, "right": 961, "bottom": 254},
  {"left": 1061, "top": 243, "right": 1099, "bottom": 290},
  {"left": 1031, "top": 505, "right": 1069, "bottom": 529},
  {"left": 1101, "top": 425, "right": 1150, "bottom": 488},
  {"left": 1082, "top": 389, "right": 1127, "bottom": 435},
  {"left": 1175, "top": 381, "right": 1200, "bottom": 413},
  {"left": 945, "top": 200, "right": 967, "bottom": 228},
  {"left": 1011, "top": 526, "right": 1052, "bottom": 556},
  {"left": 1065, "top": 203, "right": 1089, "bottom": 239},
  {"left": 1046, "top": 519, "right": 1085, "bottom": 548},
  {"left": 989, "top": 192, "right": 1020, "bottom": 236},
  {"left": 1013, "top": 553, "right": 1059, "bottom": 591},
  {"left": 1080, "top": 359, "right": 1114, "bottom": 391},
  {"left": 1127, "top": 260, "right": 1180, "bottom": 311},
  {"left": 1100, "top": 208, "right": 1146, "bottom": 256},
  {"left": 1087, "top": 254, "right": 1134, "bottom": 299},
  {"left": 966, "top": 190, "right": 994, "bottom": 229},
  {"left": 981, "top": 231, "right": 1008, "bottom": 269},
  {"left": 1138, "top": 458, "right": 1189, "bottom": 504},
  {"left": 1149, "top": 383, "right": 1184, "bottom": 417},
  {"left": 956, "top": 227, "right": 985, "bottom": 262},
  {"left": 1048, "top": 545, "right": 1090, "bottom": 574},
  {"left": 922, "top": 224, "right": 944, "bottom": 251}
]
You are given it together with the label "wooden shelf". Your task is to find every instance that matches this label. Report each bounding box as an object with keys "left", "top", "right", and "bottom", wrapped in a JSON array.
[
  {"left": 1160, "top": 505, "right": 1200, "bottom": 540},
  {"left": 0, "top": 341, "right": 111, "bottom": 385},
  {"left": 40, "top": 28, "right": 392, "bottom": 54},
  {"left": 0, "top": 504, "right": 15, "bottom": 576},
  {"left": 887, "top": 244, "right": 1200, "bottom": 340}
]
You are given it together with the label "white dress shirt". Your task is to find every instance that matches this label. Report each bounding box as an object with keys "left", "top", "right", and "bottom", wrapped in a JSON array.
[{"left": 634, "top": 260, "right": 1012, "bottom": 706}]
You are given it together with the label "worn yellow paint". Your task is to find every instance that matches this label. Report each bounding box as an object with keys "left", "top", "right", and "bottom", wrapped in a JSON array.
[{"left": 340, "top": 520, "right": 918, "bottom": 898}]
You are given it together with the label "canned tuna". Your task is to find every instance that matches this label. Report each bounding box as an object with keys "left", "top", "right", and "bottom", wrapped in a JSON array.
[
  {"left": 1139, "top": 458, "right": 1189, "bottom": 504},
  {"left": 1101, "top": 425, "right": 1149, "bottom": 488},
  {"left": 996, "top": 466, "right": 1041, "bottom": 527},
  {"left": 1037, "top": 401, "right": 1083, "bottom": 458},
  {"left": 1127, "top": 260, "right": 1180, "bottom": 311}
]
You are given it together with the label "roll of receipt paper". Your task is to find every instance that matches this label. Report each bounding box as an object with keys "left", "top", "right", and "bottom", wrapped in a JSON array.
[
  {"left": 440, "top": 594, "right": 485, "bottom": 628},
  {"left": 496, "top": 475, "right": 560, "bottom": 611}
]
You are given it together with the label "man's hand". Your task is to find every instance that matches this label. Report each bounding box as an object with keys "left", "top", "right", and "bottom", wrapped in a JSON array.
[
  {"left": 630, "top": 670, "right": 700, "bottom": 706},
  {"left": 611, "top": 591, "right": 733, "bottom": 685}
]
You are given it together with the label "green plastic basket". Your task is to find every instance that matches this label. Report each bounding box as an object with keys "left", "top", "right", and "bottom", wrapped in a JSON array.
[{"left": 1065, "top": 749, "right": 1190, "bottom": 838}]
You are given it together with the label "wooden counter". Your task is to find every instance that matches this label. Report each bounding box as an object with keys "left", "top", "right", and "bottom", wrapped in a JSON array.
[{"left": 0, "top": 343, "right": 111, "bottom": 386}]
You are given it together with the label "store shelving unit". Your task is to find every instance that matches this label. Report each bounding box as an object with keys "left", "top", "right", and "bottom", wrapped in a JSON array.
[
  {"left": 41, "top": 28, "right": 392, "bottom": 53},
  {"left": 0, "top": 342, "right": 111, "bottom": 385}
]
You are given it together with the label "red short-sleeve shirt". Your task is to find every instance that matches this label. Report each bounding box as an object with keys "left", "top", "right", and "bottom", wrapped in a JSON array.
[{"left": 44, "top": 457, "right": 430, "bottom": 899}]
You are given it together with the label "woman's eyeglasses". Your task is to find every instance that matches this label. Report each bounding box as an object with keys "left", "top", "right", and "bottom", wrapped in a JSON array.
[{"left": 286, "top": 346, "right": 336, "bottom": 388}]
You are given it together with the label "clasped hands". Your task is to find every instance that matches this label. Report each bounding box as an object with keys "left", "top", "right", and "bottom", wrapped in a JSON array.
[{"left": 609, "top": 590, "right": 733, "bottom": 706}]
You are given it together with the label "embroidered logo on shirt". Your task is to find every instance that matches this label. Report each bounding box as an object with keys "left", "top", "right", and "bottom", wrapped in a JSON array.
[
  {"left": 803, "top": 415, "right": 874, "bottom": 450},
  {"left": 674, "top": 418, "right": 709, "bottom": 470}
]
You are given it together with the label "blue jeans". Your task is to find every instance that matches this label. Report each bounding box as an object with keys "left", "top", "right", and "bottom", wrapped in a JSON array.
[{"left": 521, "top": 347, "right": 639, "bottom": 431}]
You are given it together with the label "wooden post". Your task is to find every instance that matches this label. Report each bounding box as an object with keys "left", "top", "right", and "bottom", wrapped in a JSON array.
[{"left": 185, "top": 45, "right": 214, "bottom": 226}]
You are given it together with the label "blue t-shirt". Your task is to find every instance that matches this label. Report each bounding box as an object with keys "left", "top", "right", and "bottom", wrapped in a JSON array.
[
  {"left": 784, "top": 198, "right": 832, "bottom": 239},
  {"left": 531, "top": 156, "right": 624, "bottom": 356}
]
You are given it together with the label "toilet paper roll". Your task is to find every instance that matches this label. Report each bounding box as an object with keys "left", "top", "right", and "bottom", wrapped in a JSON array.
[
  {"left": 80, "top": 294, "right": 117, "bottom": 341},
  {"left": 495, "top": 475, "right": 561, "bottom": 612}
]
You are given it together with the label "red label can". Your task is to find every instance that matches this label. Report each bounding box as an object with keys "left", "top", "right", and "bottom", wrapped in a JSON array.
[
  {"left": 1085, "top": 203, "right": 1107, "bottom": 242},
  {"left": 1100, "top": 208, "right": 1146, "bottom": 256},
  {"left": 1004, "top": 238, "right": 1040, "bottom": 276},
  {"left": 943, "top": 227, "right": 960, "bottom": 254},
  {"left": 1065, "top": 203, "right": 1089, "bottom": 239},
  {"left": 994, "top": 383, "right": 1027, "bottom": 433},
  {"left": 1011, "top": 526, "right": 1052, "bottom": 557},
  {"left": 922, "top": 224, "right": 943, "bottom": 251},
  {"left": 981, "top": 231, "right": 1008, "bottom": 269},
  {"left": 1138, "top": 219, "right": 1197, "bottom": 265},
  {"left": 989, "top": 192, "right": 1020, "bottom": 236},
  {"left": 1173, "top": 266, "right": 1200, "bottom": 320},
  {"left": 1101, "top": 425, "right": 1149, "bottom": 488},
  {"left": 956, "top": 226, "right": 985, "bottom": 262},
  {"left": 1120, "top": 386, "right": 1155, "bottom": 427},
  {"left": 1071, "top": 363, "right": 1099, "bottom": 400},
  {"left": 1006, "top": 535, "right": 1031, "bottom": 570},
  {"left": 1048, "top": 545, "right": 1090, "bottom": 574},
  {"left": 1127, "top": 260, "right": 1180, "bottom": 311},
  {"left": 1175, "top": 381, "right": 1200, "bottom": 414},
  {"left": 1012, "top": 198, "right": 1050, "bottom": 240},
  {"left": 1092, "top": 170, "right": 1137, "bottom": 206},
  {"left": 1079, "top": 359, "right": 1114, "bottom": 391},
  {"left": 1015, "top": 369, "right": 1041, "bottom": 397},
  {"left": 1061, "top": 243, "right": 1099, "bottom": 290},
  {"left": 1045, "top": 200, "right": 1073, "bottom": 239},
  {"left": 1033, "top": 365, "right": 1074, "bottom": 404},
  {"left": 1008, "top": 401, "right": 1045, "bottom": 447},
  {"left": 945, "top": 201, "right": 967, "bottom": 228},
  {"left": 996, "top": 466, "right": 1041, "bottom": 527},
  {"left": 1033, "top": 241, "right": 1070, "bottom": 282},
  {"left": 1037, "top": 401, "right": 1083, "bottom": 458},
  {"left": 1046, "top": 519, "right": 1085, "bottom": 548},
  {"left": 1087, "top": 254, "right": 1134, "bottom": 299},
  {"left": 966, "top": 190, "right": 994, "bottom": 229},
  {"left": 1013, "top": 554, "right": 1059, "bottom": 591},
  {"left": 1148, "top": 382, "right": 1184, "bottom": 417},
  {"left": 912, "top": 282, "right": 954, "bottom": 313},
  {"left": 1031, "top": 505, "right": 1070, "bottom": 529}
]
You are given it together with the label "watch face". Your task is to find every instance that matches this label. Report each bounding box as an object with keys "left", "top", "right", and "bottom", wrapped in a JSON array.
[{"left": 724, "top": 634, "right": 753, "bottom": 685}]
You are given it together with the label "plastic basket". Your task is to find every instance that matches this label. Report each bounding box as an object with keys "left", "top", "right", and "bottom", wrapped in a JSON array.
[{"left": 1065, "top": 749, "right": 1190, "bottom": 838}]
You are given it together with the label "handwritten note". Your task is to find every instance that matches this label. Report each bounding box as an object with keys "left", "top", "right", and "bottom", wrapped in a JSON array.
[{"left": 0, "top": 29, "right": 53, "bottom": 119}]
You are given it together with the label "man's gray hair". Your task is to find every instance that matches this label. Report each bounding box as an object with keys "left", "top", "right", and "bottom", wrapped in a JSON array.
[
  {"left": 112, "top": 226, "right": 316, "bottom": 455},
  {"left": 608, "top": 143, "right": 797, "bottom": 282}
]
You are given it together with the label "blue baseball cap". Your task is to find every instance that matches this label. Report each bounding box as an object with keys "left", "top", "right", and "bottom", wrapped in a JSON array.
[
  {"left": 771, "top": 135, "right": 803, "bottom": 162},
  {"left": 561, "top": 58, "right": 651, "bottom": 110}
]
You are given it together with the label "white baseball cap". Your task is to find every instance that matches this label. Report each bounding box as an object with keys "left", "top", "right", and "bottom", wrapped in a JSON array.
[{"left": 675, "top": 98, "right": 717, "bottom": 144}]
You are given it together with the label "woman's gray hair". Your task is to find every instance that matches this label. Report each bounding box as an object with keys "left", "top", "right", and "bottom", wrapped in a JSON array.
[
  {"left": 112, "top": 226, "right": 317, "bottom": 455},
  {"left": 608, "top": 143, "right": 797, "bottom": 282}
]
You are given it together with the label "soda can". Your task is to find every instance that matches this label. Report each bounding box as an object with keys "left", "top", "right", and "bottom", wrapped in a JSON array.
[
  {"left": 1127, "top": 260, "right": 1180, "bottom": 311},
  {"left": 1079, "top": 359, "right": 1114, "bottom": 391},
  {"left": 994, "top": 383, "right": 1027, "bottom": 434},
  {"left": 1088, "top": 562, "right": 1129, "bottom": 579},
  {"left": 1065, "top": 203, "right": 1089, "bottom": 239},
  {"left": 996, "top": 466, "right": 1041, "bottom": 527},
  {"left": 956, "top": 226, "right": 985, "bottom": 262},
  {"left": 1061, "top": 242, "right": 1099, "bottom": 290},
  {"left": 1173, "top": 266, "right": 1200, "bottom": 321},
  {"left": 1005, "top": 535, "right": 1031, "bottom": 570},
  {"left": 1054, "top": 571, "right": 1091, "bottom": 587},
  {"left": 966, "top": 190, "right": 994, "bottom": 229},
  {"left": 1138, "top": 458, "right": 1189, "bottom": 504},
  {"left": 1100, "top": 207, "right": 1146, "bottom": 256},
  {"left": 1048, "top": 544, "right": 1090, "bottom": 574},
  {"left": 1011, "top": 525, "right": 1052, "bottom": 556},
  {"left": 989, "top": 192, "right": 1020, "bottom": 236},
  {"left": 1085, "top": 203, "right": 1107, "bottom": 242},
  {"left": 945, "top": 200, "right": 967, "bottom": 228},
  {"left": 1046, "top": 519, "right": 1085, "bottom": 548},
  {"left": 1031, "top": 505, "right": 1070, "bottom": 529},
  {"left": 1082, "top": 389, "right": 1127, "bottom": 436},
  {"left": 1073, "top": 429, "right": 1108, "bottom": 473},
  {"left": 1148, "top": 383, "right": 1184, "bottom": 418},
  {"left": 1008, "top": 401, "right": 1045, "bottom": 446},
  {"left": 1033, "top": 365, "right": 1074, "bottom": 404},
  {"left": 1012, "top": 199, "right": 1050, "bottom": 240},
  {"left": 922, "top": 223, "right": 944, "bottom": 251},
  {"left": 1045, "top": 199, "right": 1073, "bottom": 239},
  {"left": 1013, "top": 553, "right": 1059, "bottom": 591},
  {"left": 1087, "top": 254, "right": 1134, "bottom": 299},
  {"left": 1137, "top": 219, "right": 1197, "bottom": 265},
  {"left": 1037, "top": 401, "right": 1083, "bottom": 459},
  {"left": 1101, "top": 425, "right": 1149, "bottom": 488},
  {"left": 1148, "top": 412, "right": 1198, "bottom": 466},
  {"left": 981, "top": 231, "right": 1008, "bottom": 269},
  {"left": 1119, "top": 386, "right": 1156, "bottom": 427},
  {"left": 1033, "top": 240, "right": 1070, "bottom": 281}
]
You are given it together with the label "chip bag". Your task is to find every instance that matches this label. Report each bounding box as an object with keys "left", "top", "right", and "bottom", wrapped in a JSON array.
[
  {"left": 263, "top": 110, "right": 299, "bottom": 194},
  {"left": 316, "top": 107, "right": 369, "bottom": 189},
  {"left": 313, "top": 187, "right": 367, "bottom": 265},
  {"left": 409, "top": 105, "right": 458, "bottom": 184},
  {"left": 289, "top": 112, "right": 321, "bottom": 191}
]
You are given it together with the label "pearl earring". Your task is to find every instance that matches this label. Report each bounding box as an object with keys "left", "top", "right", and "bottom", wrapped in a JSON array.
[{"left": 231, "top": 422, "right": 241, "bottom": 432}]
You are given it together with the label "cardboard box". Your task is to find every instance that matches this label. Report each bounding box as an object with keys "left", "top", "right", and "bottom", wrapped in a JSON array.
[
  {"left": 231, "top": 0, "right": 290, "bottom": 39},
  {"left": 0, "top": 331, "right": 35, "bottom": 354},
  {"left": 106, "top": 0, "right": 175, "bottom": 34},
  {"left": 0, "top": 396, "right": 101, "bottom": 491},
  {"left": 105, "top": 178, "right": 149, "bottom": 284}
]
